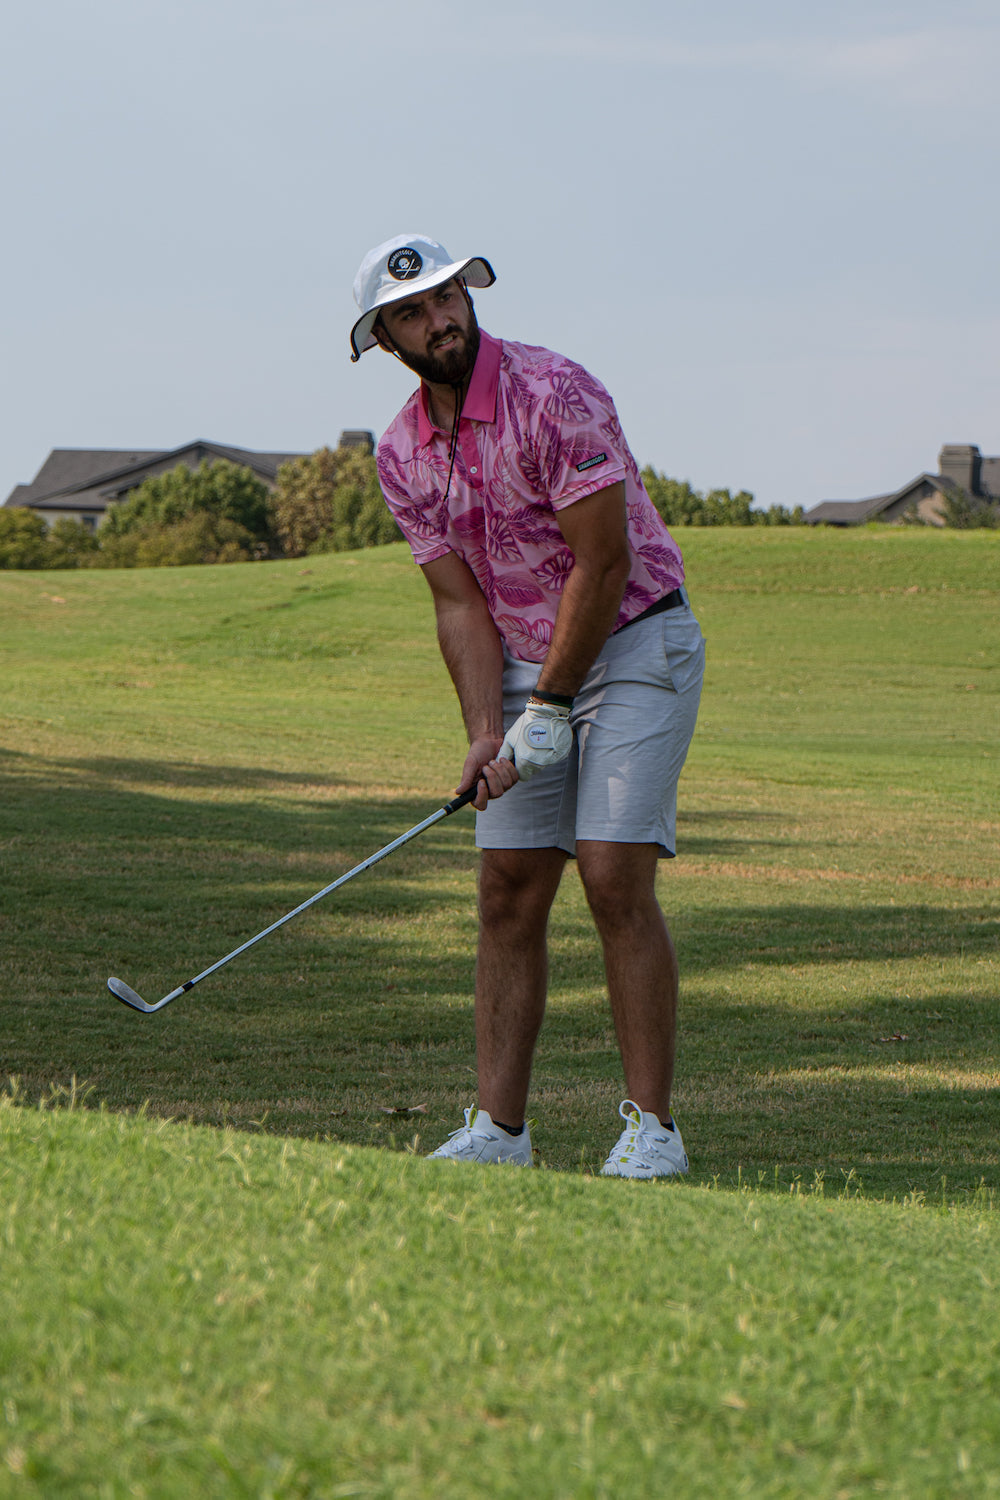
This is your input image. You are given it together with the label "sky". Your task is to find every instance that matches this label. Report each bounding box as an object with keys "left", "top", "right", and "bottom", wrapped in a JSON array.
[{"left": 2, "top": 0, "right": 999, "bottom": 512}]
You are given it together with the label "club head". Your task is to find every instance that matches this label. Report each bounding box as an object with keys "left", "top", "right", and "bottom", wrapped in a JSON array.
[{"left": 107, "top": 977, "right": 155, "bottom": 1012}]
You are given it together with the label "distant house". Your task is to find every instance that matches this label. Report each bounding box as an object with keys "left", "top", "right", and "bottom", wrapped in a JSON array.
[
  {"left": 3, "top": 433, "right": 376, "bottom": 532},
  {"left": 804, "top": 445, "right": 1000, "bottom": 526}
]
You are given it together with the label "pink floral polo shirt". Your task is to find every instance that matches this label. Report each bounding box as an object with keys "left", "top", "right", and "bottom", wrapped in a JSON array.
[{"left": 376, "top": 331, "right": 685, "bottom": 664}]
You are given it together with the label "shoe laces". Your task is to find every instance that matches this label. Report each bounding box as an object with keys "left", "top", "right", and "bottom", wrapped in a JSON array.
[
  {"left": 612, "top": 1100, "right": 660, "bottom": 1160},
  {"left": 444, "top": 1105, "right": 481, "bottom": 1147}
]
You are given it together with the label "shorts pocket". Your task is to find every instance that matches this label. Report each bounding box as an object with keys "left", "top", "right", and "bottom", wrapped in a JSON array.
[{"left": 661, "top": 613, "right": 706, "bottom": 695}]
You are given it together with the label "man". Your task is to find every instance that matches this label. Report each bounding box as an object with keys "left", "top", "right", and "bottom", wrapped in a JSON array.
[{"left": 350, "top": 233, "right": 705, "bottom": 1177}]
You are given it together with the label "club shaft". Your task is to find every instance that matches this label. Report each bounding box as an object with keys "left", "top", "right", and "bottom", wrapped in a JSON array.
[{"left": 160, "top": 786, "right": 477, "bottom": 1005}]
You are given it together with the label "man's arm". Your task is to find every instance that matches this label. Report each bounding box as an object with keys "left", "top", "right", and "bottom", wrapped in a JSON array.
[
  {"left": 535, "top": 480, "right": 631, "bottom": 697},
  {"left": 420, "top": 550, "right": 518, "bottom": 809},
  {"left": 494, "top": 481, "right": 631, "bottom": 782}
]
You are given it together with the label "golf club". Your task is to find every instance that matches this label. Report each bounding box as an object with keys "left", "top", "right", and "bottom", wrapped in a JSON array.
[{"left": 108, "top": 784, "right": 478, "bottom": 1015}]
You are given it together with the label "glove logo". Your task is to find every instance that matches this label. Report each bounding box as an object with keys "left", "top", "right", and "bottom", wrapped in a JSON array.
[{"left": 525, "top": 723, "right": 550, "bottom": 748}]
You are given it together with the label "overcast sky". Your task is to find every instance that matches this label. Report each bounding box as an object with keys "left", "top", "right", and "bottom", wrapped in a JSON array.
[{"left": 3, "top": 0, "right": 998, "bottom": 512}]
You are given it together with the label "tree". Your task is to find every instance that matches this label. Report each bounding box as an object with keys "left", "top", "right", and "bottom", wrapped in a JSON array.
[
  {"left": 939, "top": 487, "right": 1000, "bottom": 530},
  {"left": 0, "top": 510, "right": 51, "bottom": 568},
  {"left": 640, "top": 468, "right": 803, "bottom": 527},
  {"left": 99, "top": 460, "right": 273, "bottom": 552},
  {"left": 46, "top": 519, "right": 100, "bottom": 567},
  {"left": 702, "top": 488, "right": 756, "bottom": 526},
  {"left": 639, "top": 470, "right": 705, "bottom": 526},
  {"left": 270, "top": 448, "right": 401, "bottom": 557},
  {"left": 95, "top": 512, "right": 259, "bottom": 568}
]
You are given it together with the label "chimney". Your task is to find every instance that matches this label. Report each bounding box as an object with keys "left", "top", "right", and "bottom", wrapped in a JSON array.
[
  {"left": 338, "top": 429, "right": 375, "bottom": 454},
  {"left": 938, "top": 444, "right": 982, "bottom": 495}
]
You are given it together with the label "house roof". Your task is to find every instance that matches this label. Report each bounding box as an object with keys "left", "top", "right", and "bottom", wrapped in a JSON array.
[
  {"left": 4, "top": 441, "right": 306, "bottom": 513},
  {"left": 804, "top": 472, "right": 953, "bottom": 525},
  {"left": 804, "top": 494, "right": 897, "bottom": 525},
  {"left": 6, "top": 449, "right": 166, "bottom": 508}
]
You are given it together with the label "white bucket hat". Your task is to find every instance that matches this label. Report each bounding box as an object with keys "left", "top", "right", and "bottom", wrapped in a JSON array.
[{"left": 350, "top": 233, "right": 495, "bottom": 361}]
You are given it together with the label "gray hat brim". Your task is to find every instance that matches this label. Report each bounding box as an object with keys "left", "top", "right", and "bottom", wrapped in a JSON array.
[{"left": 350, "top": 256, "right": 495, "bottom": 362}]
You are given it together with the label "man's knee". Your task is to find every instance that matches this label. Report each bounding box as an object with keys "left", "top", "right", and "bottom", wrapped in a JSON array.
[
  {"left": 577, "top": 842, "right": 662, "bottom": 930},
  {"left": 477, "top": 849, "right": 565, "bottom": 931}
]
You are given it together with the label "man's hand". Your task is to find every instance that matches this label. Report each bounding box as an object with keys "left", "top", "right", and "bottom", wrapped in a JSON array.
[
  {"left": 458, "top": 735, "right": 519, "bottom": 810},
  {"left": 499, "top": 700, "right": 573, "bottom": 781}
]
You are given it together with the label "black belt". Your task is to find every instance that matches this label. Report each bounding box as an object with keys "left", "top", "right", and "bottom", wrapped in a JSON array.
[{"left": 614, "top": 588, "right": 684, "bottom": 634}]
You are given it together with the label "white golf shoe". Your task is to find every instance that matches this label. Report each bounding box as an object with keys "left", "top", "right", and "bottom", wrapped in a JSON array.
[
  {"left": 601, "top": 1099, "right": 689, "bottom": 1179},
  {"left": 428, "top": 1106, "right": 534, "bottom": 1166}
]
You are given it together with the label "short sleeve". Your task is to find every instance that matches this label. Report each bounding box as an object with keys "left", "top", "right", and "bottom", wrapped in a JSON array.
[{"left": 521, "top": 360, "right": 628, "bottom": 511}]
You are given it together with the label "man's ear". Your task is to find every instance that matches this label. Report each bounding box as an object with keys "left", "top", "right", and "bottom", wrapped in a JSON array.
[{"left": 372, "top": 315, "right": 396, "bottom": 354}]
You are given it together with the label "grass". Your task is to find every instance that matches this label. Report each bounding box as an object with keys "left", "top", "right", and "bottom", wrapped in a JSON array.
[
  {"left": 1, "top": 530, "right": 996, "bottom": 1193},
  {"left": 3, "top": 1098, "right": 1000, "bottom": 1499},
  {"left": 1, "top": 528, "right": 999, "bottom": 1494}
]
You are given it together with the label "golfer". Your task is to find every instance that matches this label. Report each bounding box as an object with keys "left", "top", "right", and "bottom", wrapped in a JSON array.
[{"left": 350, "top": 234, "right": 705, "bottom": 1176}]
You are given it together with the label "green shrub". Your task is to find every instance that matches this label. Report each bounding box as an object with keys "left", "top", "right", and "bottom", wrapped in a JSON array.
[
  {"left": 0, "top": 510, "right": 51, "bottom": 568},
  {"left": 270, "top": 447, "right": 401, "bottom": 556},
  {"left": 939, "top": 488, "right": 1000, "bottom": 529},
  {"left": 95, "top": 511, "right": 258, "bottom": 568},
  {"left": 46, "top": 518, "right": 101, "bottom": 567},
  {"left": 100, "top": 461, "right": 273, "bottom": 550},
  {"left": 641, "top": 467, "right": 803, "bottom": 526}
]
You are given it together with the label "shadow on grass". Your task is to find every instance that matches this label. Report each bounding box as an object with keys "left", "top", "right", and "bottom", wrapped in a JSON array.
[
  {"left": 671, "top": 900, "right": 1000, "bottom": 970},
  {"left": 0, "top": 748, "right": 358, "bottom": 797},
  {"left": 3, "top": 748, "right": 998, "bottom": 1194},
  {"left": 0, "top": 750, "right": 477, "bottom": 883}
]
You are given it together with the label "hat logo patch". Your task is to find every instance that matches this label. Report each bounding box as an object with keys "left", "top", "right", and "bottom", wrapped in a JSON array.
[{"left": 387, "top": 248, "right": 423, "bottom": 281}]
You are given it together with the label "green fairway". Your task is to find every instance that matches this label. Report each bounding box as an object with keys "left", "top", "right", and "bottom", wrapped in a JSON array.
[
  {"left": 2, "top": 530, "right": 996, "bottom": 1193},
  {"left": 1, "top": 528, "right": 998, "bottom": 1494}
]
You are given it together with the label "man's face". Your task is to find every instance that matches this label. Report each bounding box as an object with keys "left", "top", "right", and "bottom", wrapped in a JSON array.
[{"left": 376, "top": 278, "right": 480, "bottom": 385}]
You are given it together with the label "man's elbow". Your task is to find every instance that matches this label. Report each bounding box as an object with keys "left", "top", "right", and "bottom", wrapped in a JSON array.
[{"left": 586, "top": 545, "right": 631, "bottom": 596}]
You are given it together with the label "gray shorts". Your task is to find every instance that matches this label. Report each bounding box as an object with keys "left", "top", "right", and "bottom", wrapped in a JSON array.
[{"left": 475, "top": 597, "right": 705, "bottom": 858}]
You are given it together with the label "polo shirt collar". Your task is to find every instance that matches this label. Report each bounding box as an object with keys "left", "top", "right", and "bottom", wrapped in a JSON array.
[{"left": 416, "top": 330, "right": 501, "bottom": 446}]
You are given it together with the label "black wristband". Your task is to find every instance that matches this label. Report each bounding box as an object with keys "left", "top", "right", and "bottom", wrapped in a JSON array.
[{"left": 529, "top": 689, "right": 574, "bottom": 710}]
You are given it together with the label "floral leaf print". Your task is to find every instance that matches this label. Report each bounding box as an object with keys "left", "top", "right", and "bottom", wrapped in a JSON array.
[
  {"left": 597, "top": 404, "right": 626, "bottom": 438},
  {"left": 535, "top": 550, "right": 575, "bottom": 589},
  {"left": 496, "top": 613, "right": 553, "bottom": 659},
  {"left": 509, "top": 509, "right": 562, "bottom": 547},
  {"left": 626, "top": 501, "right": 663, "bottom": 540},
  {"left": 544, "top": 370, "right": 593, "bottom": 424},
  {"left": 570, "top": 364, "right": 613, "bottom": 404},
  {"left": 531, "top": 412, "right": 575, "bottom": 494},
  {"left": 500, "top": 388, "right": 522, "bottom": 450},
  {"left": 485, "top": 512, "right": 524, "bottom": 563},
  {"left": 494, "top": 576, "right": 545, "bottom": 608},
  {"left": 453, "top": 507, "right": 487, "bottom": 543},
  {"left": 517, "top": 442, "right": 546, "bottom": 494},
  {"left": 621, "top": 579, "right": 656, "bottom": 612},
  {"left": 503, "top": 367, "right": 540, "bottom": 422},
  {"left": 391, "top": 501, "right": 448, "bottom": 541},
  {"left": 376, "top": 445, "right": 411, "bottom": 498},
  {"left": 476, "top": 560, "right": 498, "bottom": 612},
  {"left": 637, "top": 541, "right": 679, "bottom": 585}
]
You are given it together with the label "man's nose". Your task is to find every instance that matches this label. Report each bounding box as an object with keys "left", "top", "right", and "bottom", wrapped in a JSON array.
[{"left": 426, "top": 302, "right": 454, "bottom": 335}]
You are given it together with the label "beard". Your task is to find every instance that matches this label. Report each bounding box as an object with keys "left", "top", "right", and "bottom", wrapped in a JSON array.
[{"left": 394, "top": 314, "right": 481, "bottom": 387}]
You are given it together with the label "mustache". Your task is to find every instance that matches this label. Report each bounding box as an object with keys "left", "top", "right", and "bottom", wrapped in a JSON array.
[{"left": 431, "top": 325, "right": 463, "bottom": 347}]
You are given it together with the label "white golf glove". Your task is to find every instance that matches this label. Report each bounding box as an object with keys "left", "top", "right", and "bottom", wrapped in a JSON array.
[{"left": 499, "top": 698, "right": 574, "bottom": 781}]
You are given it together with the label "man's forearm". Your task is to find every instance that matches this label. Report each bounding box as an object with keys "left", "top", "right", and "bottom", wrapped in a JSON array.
[{"left": 435, "top": 594, "right": 506, "bottom": 743}]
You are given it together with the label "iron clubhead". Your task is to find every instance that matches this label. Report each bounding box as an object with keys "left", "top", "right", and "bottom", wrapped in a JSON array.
[{"left": 107, "top": 977, "right": 155, "bottom": 1012}]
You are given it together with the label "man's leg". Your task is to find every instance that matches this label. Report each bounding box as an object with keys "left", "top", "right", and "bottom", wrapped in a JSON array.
[
  {"left": 474, "top": 846, "right": 568, "bottom": 1124},
  {"left": 576, "top": 840, "right": 677, "bottom": 1120}
]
